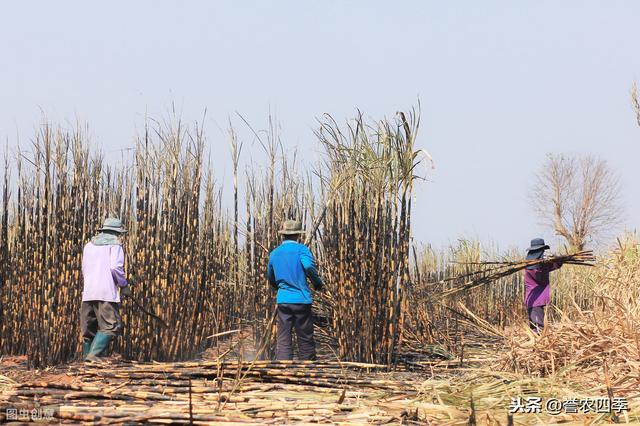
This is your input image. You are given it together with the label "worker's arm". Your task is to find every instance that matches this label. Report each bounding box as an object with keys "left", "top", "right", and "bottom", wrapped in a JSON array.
[
  {"left": 110, "top": 245, "right": 128, "bottom": 288},
  {"left": 266, "top": 258, "right": 278, "bottom": 290},
  {"left": 544, "top": 261, "right": 563, "bottom": 272},
  {"left": 300, "top": 246, "right": 324, "bottom": 291}
]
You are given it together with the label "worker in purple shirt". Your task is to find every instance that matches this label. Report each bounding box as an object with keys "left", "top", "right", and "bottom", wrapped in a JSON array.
[
  {"left": 81, "top": 218, "right": 129, "bottom": 362},
  {"left": 524, "top": 238, "right": 562, "bottom": 332}
]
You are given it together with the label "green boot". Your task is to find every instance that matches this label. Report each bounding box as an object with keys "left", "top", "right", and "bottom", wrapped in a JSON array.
[
  {"left": 82, "top": 339, "right": 93, "bottom": 360},
  {"left": 86, "top": 332, "right": 113, "bottom": 362}
]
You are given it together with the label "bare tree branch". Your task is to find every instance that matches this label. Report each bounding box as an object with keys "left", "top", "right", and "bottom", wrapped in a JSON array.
[{"left": 530, "top": 154, "right": 623, "bottom": 250}]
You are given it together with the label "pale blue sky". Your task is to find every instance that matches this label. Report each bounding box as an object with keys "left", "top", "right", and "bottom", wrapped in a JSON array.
[{"left": 1, "top": 1, "right": 638, "bottom": 251}]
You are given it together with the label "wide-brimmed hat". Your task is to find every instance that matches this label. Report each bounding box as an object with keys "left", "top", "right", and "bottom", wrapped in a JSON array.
[
  {"left": 98, "top": 218, "right": 127, "bottom": 234},
  {"left": 526, "top": 238, "right": 549, "bottom": 253},
  {"left": 526, "top": 238, "right": 550, "bottom": 261},
  {"left": 278, "top": 220, "right": 305, "bottom": 235}
]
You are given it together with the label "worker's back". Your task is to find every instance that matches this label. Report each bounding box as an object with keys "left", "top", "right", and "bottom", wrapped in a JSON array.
[
  {"left": 82, "top": 242, "right": 124, "bottom": 303},
  {"left": 268, "top": 241, "right": 313, "bottom": 304},
  {"left": 523, "top": 262, "right": 561, "bottom": 307}
]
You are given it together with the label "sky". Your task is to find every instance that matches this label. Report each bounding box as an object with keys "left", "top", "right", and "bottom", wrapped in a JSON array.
[{"left": 1, "top": 1, "right": 639, "bottom": 252}]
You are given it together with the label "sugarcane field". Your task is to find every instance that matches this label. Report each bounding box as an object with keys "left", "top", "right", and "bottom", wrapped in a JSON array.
[{"left": 2, "top": 3, "right": 640, "bottom": 426}]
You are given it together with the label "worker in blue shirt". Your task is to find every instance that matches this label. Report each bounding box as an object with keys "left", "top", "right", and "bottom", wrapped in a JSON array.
[{"left": 267, "top": 220, "right": 324, "bottom": 360}]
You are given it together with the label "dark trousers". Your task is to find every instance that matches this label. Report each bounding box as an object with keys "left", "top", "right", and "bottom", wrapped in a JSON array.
[
  {"left": 527, "top": 305, "right": 545, "bottom": 333},
  {"left": 276, "top": 303, "right": 316, "bottom": 361},
  {"left": 81, "top": 301, "right": 123, "bottom": 342}
]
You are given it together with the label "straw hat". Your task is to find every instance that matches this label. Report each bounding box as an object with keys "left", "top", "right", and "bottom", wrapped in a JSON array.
[
  {"left": 278, "top": 220, "right": 305, "bottom": 235},
  {"left": 98, "top": 218, "right": 127, "bottom": 234}
]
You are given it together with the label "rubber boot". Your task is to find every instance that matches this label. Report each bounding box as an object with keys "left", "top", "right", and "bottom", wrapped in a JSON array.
[
  {"left": 85, "top": 332, "right": 113, "bottom": 362},
  {"left": 82, "top": 339, "right": 92, "bottom": 360}
]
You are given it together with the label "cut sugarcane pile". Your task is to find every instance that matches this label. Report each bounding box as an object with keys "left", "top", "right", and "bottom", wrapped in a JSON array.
[
  {"left": 433, "top": 251, "right": 596, "bottom": 299},
  {"left": 0, "top": 360, "right": 426, "bottom": 424},
  {"left": 3, "top": 353, "right": 640, "bottom": 424}
]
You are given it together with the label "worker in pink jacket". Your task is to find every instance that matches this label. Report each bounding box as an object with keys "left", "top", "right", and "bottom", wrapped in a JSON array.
[{"left": 81, "top": 218, "right": 129, "bottom": 362}]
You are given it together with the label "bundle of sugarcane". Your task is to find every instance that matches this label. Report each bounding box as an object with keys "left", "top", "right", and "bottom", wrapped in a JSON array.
[
  {"left": 435, "top": 251, "right": 596, "bottom": 299},
  {"left": 72, "top": 359, "right": 410, "bottom": 390},
  {"left": 2, "top": 383, "right": 381, "bottom": 424}
]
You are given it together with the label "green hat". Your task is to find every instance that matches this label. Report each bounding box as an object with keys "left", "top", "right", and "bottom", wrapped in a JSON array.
[
  {"left": 98, "top": 217, "right": 127, "bottom": 234},
  {"left": 278, "top": 220, "right": 305, "bottom": 235}
]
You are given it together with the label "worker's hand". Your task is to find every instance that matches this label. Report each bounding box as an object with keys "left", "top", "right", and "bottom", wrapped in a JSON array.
[{"left": 120, "top": 286, "right": 132, "bottom": 297}]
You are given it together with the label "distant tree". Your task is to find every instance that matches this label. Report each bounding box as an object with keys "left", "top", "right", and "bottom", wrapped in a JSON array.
[{"left": 530, "top": 154, "right": 623, "bottom": 251}]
